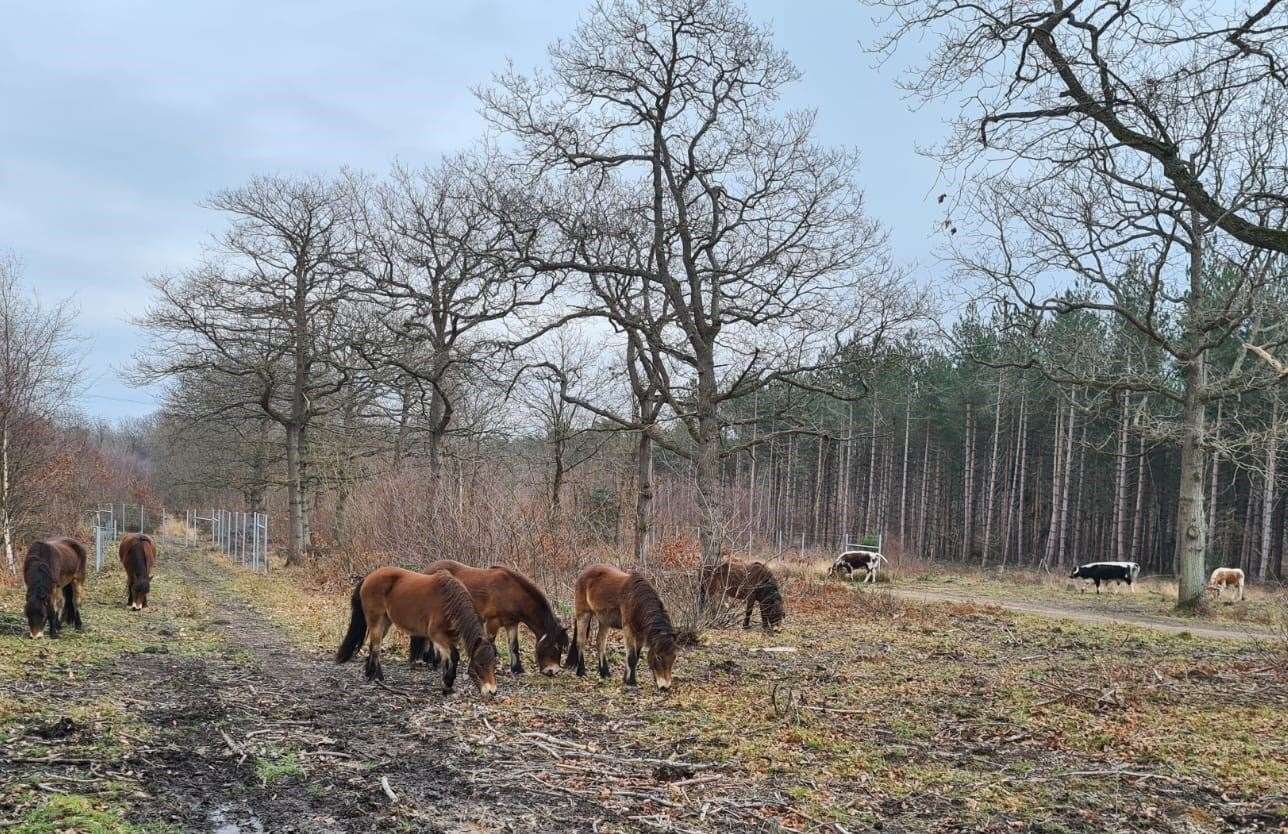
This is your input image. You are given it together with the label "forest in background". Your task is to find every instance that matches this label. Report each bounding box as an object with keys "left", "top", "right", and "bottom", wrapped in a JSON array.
[{"left": 2, "top": 0, "right": 1286, "bottom": 602}]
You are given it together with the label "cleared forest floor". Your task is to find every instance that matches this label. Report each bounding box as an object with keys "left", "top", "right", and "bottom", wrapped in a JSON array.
[
  {"left": 2, "top": 545, "right": 1286, "bottom": 833},
  {"left": 890, "top": 567, "right": 1287, "bottom": 635}
]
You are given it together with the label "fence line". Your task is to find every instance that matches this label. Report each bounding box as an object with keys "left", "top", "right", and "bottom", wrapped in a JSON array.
[{"left": 188, "top": 509, "right": 270, "bottom": 573}]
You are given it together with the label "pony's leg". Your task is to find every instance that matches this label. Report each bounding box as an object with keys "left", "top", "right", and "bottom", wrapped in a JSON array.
[
  {"left": 68, "top": 583, "right": 84, "bottom": 630},
  {"left": 46, "top": 600, "right": 61, "bottom": 638},
  {"left": 623, "top": 630, "right": 639, "bottom": 686},
  {"left": 595, "top": 617, "right": 611, "bottom": 678},
  {"left": 506, "top": 624, "right": 524, "bottom": 675},
  {"left": 573, "top": 613, "right": 590, "bottom": 677},
  {"left": 744, "top": 596, "right": 755, "bottom": 629},
  {"left": 439, "top": 643, "right": 460, "bottom": 694},
  {"left": 364, "top": 615, "right": 390, "bottom": 682},
  {"left": 408, "top": 635, "right": 427, "bottom": 670},
  {"left": 430, "top": 640, "right": 453, "bottom": 693}
]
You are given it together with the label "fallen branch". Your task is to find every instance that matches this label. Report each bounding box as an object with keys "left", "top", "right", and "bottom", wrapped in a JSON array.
[{"left": 380, "top": 775, "right": 399, "bottom": 803}]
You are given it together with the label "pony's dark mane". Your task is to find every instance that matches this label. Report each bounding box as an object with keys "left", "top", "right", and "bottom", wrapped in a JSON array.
[
  {"left": 24, "top": 542, "right": 56, "bottom": 600},
  {"left": 493, "top": 565, "right": 562, "bottom": 636},
  {"left": 126, "top": 536, "right": 151, "bottom": 582},
  {"left": 746, "top": 561, "right": 785, "bottom": 624},
  {"left": 625, "top": 572, "right": 675, "bottom": 651},
  {"left": 439, "top": 574, "right": 489, "bottom": 653}
]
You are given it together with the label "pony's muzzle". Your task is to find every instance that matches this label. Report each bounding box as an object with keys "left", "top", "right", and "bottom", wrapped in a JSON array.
[
  {"left": 541, "top": 664, "right": 559, "bottom": 677},
  {"left": 480, "top": 682, "right": 497, "bottom": 698},
  {"left": 29, "top": 629, "right": 44, "bottom": 639}
]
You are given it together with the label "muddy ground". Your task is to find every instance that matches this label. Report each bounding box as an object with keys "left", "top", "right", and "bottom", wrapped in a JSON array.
[{"left": 2, "top": 544, "right": 1286, "bottom": 833}]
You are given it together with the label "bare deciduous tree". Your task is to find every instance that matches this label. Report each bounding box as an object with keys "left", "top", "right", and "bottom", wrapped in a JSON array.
[
  {"left": 0, "top": 254, "right": 83, "bottom": 573},
  {"left": 484, "top": 0, "right": 924, "bottom": 567},
  {"left": 134, "top": 175, "right": 364, "bottom": 564}
]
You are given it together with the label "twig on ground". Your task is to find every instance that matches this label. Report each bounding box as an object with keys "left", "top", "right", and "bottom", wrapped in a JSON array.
[{"left": 380, "top": 775, "right": 399, "bottom": 803}]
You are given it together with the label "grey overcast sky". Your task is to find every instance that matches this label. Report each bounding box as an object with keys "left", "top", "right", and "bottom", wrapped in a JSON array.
[{"left": 1, "top": 0, "right": 945, "bottom": 421}]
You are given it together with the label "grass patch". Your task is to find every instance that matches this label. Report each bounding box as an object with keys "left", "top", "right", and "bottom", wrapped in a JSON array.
[
  {"left": 898, "top": 566, "right": 1287, "bottom": 628},
  {"left": 254, "top": 750, "right": 305, "bottom": 785},
  {"left": 212, "top": 553, "right": 1287, "bottom": 831},
  {"left": 10, "top": 794, "right": 144, "bottom": 834}
]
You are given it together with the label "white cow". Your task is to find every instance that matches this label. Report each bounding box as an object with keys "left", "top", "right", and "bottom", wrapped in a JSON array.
[{"left": 1205, "top": 567, "right": 1245, "bottom": 601}]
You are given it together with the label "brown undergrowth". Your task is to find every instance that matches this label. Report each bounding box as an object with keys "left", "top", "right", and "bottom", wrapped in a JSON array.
[{"left": 220, "top": 547, "right": 1287, "bottom": 833}]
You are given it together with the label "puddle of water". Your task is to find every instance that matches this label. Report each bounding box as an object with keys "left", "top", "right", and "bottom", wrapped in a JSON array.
[{"left": 207, "top": 807, "right": 264, "bottom": 834}]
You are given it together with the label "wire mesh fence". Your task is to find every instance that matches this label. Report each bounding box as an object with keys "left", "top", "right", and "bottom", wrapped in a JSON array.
[
  {"left": 188, "top": 509, "right": 270, "bottom": 572},
  {"left": 87, "top": 503, "right": 172, "bottom": 571}
]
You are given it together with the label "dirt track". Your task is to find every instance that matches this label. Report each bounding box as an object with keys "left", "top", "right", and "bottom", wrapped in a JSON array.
[
  {"left": 886, "top": 586, "right": 1279, "bottom": 642},
  {"left": 6, "top": 548, "right": 1285, "bottom": 834},
  {"left": 4, "top": 547, "right": 602, "bottom": 833}
]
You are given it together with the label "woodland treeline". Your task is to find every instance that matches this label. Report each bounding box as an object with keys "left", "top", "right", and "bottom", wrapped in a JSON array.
[
  {"left": 5, "top": 1, "right": 1287, "bottom": 603},
  {"left": 0, "top": 255, "right": 154, "bottom": 577}
]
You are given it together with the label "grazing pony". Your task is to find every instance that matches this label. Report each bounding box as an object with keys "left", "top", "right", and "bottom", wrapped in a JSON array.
[
  {"left": 118, "top": 533, "right": 157, "bottom": 610},
  {"left": 412, "top": 560, "right": 569, "bottom": 676},
  {"left": 22, "top": 538, "right": 87, "bottom": 638},
  {"left": 698, "top": 559, "right": 785, "bottom": 631},
  {"left": 1206, "top": 567, "right": 1245, "bottom": 601},
  {"left": 336, "top": 567, "right": 498, "bottom": 698},
  {"left": 566, "top": 564, "right": 677, "bottom": 691}
]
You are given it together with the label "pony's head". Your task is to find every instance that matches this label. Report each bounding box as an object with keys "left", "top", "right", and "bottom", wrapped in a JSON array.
[
  {"left": 536, "top": 625, "right": 570, "bottom": 676},
  {"left": 23, "top": 559, "right": 55, "bottom": 638},
  {"left": 131, "top": 575, "right": 151, "bottom": 611},
  {"left": 649, "top": 632, "right": 678, "bottom": 692},
  {"left": 469, "top": 639, "right": 498, "bottom": 698}
]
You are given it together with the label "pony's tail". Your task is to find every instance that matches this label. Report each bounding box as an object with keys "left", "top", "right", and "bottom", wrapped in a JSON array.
[
  {"left": 752, "top": 564, "right": 786, "bottom": 627},
  {"left": 335, "top": 577, "right": 367, "bottom": 663},
  {"left": 564, "top": 618, "right": 582, "bottom": 669},
  {"left": 126, "top": 540, "right": 150, "bottom": 596}
]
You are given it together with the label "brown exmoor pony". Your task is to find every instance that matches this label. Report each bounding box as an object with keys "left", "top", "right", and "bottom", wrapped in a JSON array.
[
  {"left": 23, "top": 538, "right": 88, "bottom": 638},
  {"left": 118, "top": 533, "right": 157, "bottom": 610},
  {"left": 335, "top": 567, "right": 498, "bottom": 698},
  {"left": 412, "top": 560, "right": 569, "bottom": 676},
  {"left": 699, "top": 559, "right": 785, "bottom": 631},
  {"left": 566, "top": 564, "right": 677, "bottom": 691}
]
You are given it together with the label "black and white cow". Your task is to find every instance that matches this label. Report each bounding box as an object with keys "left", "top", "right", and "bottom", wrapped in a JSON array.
[
  {"left": 1069, "top": 561, "right": 1140, "bottom": 593},
  {"left": 830, "top": 550, "right": 887, "bottom": 584}
]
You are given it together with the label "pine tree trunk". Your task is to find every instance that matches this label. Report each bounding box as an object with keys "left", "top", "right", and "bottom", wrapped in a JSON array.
[
  {"left": 982, "top": 373, "right": 1004, "bottom": 565},
  {"left": 1069, "top": 417, "right": 1088, "bottom": 563},
  {"left": 1259, "top": 397, "right": 1279, "bottom": 580},
  {"left": 1041, "top": 404, "right": 1065, "bottom": 570},
  {"left": 1113, "top": 395, "right": 1130, "bottom": 562},
  {"left": 899, "top": 397, "right": 911, "bottom": 548},
  {"left": 865, "top": 403, "right": 878, "bottom": 534},
  {"left": 1055, "top": 402, "right": 1076, "bottom": 567},
  {"left": 962, "top": 402, "right": 975, "bottom": 561}
]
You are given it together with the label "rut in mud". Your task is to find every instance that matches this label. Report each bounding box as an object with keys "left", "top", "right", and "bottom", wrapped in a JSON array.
[{"left": 5, "top": 547, "right": 600, "bottom": 834}]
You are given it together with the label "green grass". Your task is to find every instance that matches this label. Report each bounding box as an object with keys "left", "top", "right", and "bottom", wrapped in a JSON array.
[
  {"left": 254, "top": 750, "right": 305, "bottom": 785},
  {"left": 0, "top": 548, "right": 221, "bottom": 832},
  {"left": 10, "top": 795, "right": 145, "bottom": 834}
]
